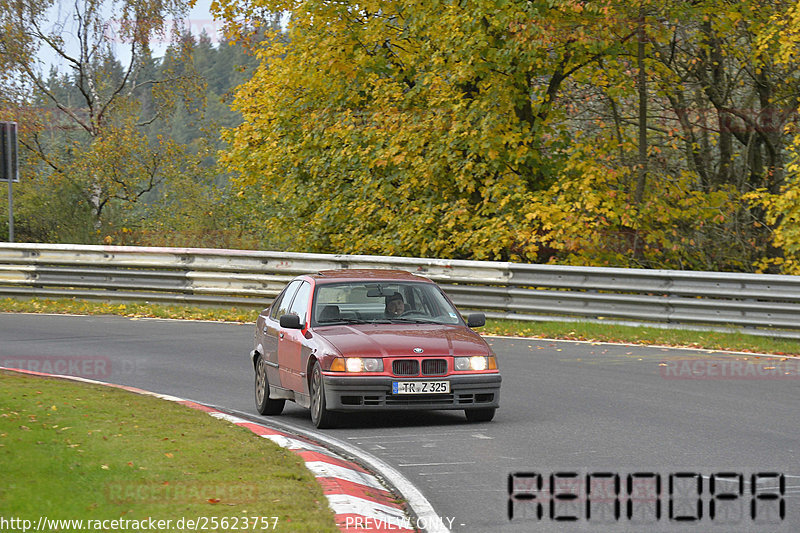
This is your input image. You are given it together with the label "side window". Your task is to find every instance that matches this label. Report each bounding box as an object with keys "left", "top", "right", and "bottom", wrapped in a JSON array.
[
  {"left": 270, "top": 280, "right": 302, "bottom": 321},
  {"left": 287, "top": 282, "right": 312, "bottom": 325},
  {"left": 409, "top": 286, "right": 430, "bottom": 315},
  {"left": 402, "top": 285, "right": 430, "bottom": 316}
]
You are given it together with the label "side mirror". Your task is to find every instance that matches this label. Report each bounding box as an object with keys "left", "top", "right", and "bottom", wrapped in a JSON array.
[
  {"left": 467, "top": 313, "right": 486, "bottom": 328},
  {"left": 280, "top": 314, "right": 303, "bottom": 329}
]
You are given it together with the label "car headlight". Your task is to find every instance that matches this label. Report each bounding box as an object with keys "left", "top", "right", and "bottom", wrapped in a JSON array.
[
  {"left": 455, "top": 356, "right": 497, "bottom": 371},
  {"left": 330, "top": 357, "right": 383, "bottom": 373}
]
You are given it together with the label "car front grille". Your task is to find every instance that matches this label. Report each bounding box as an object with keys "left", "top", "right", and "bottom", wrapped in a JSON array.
[
  {"left": 422, "top": 359, "right": 447, "bottom": 375},
  {"left": 392, "top": 358, "right": 448, "bottom": 376},
  {"left": 393, "top": 359, "right": 419, "bottom": 376},
  {"left": 385, "top": 394, "right": 455, "bottom": 406}
]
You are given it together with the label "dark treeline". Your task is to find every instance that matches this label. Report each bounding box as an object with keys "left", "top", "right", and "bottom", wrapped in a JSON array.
[{"left": 1, "top": 12, "right": 266, "bottom": 248}]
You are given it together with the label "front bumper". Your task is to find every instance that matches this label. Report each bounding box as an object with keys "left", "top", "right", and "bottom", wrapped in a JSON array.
[{"left": 322, "top": 373, "right": 501, "bottom": 411}]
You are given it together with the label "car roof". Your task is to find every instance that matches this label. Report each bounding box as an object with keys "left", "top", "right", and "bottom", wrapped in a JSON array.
[{"left": 310, "top": 269, "right": 433, "bottom": 284}]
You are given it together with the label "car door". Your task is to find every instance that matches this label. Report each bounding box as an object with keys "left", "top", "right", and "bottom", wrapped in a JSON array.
[
  {"left": 278, "top": 280, "right": 311, "bottom": 392},
  {"left": 261, "top": 280, "right": 301, "bottom": 389}
]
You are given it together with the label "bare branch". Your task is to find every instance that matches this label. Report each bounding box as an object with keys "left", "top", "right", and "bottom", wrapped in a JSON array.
[{"left": 17, "top": 61, "right": 94, "bottom": 134}]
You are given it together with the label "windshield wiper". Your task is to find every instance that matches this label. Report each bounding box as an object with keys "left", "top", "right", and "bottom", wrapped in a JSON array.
[
  {"left": 318, "top": 318, "right": 370, "bottom": 325},
  {"left": 384, "top": 317, "right": 436, "bottom": 324}
]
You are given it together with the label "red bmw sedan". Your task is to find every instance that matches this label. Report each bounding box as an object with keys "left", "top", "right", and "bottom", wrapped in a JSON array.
[{"left": 251, "top": 269, "right": 501, "bottom": 428}]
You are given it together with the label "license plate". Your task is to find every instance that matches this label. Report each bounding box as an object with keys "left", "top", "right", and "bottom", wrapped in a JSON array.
[{"left": 392, "top": 381, "right": 450, "bottom": 394}]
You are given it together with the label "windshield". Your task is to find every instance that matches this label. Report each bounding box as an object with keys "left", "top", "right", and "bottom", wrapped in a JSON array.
[{"left": 312, "top": 281, "right": 463, "bottom": 326}]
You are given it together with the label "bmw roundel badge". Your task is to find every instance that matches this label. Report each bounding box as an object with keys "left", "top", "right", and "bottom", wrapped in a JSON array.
[{"left": 413, "top": 347, "right": 424, "bottom": 354}]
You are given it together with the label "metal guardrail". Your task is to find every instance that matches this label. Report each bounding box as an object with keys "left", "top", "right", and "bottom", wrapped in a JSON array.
[{"left": 1, "top": 243, "right": 799, "bottom": 338}]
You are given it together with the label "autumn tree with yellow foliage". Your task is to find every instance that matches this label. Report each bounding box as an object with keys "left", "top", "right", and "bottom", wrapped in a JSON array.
[
  {"left": 746, "top": 2, "right": 800, "bottom": 274},
  {"left": 215, "top": 0, "right": 798, "bottom": 271}
]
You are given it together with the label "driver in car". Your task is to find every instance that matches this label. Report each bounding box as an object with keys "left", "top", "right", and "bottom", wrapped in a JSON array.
[{"left": 384, "top": 292, "right": 405, "bottom": 317}]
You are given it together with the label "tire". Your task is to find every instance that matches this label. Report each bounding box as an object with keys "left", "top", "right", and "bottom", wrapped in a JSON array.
[
  {"left": 465, "top": 407, "right": 496, "bottom": 423},
  {"left": 310, "top": 361, "right": 337, "bottom": 429},
  {"left": 255, "top": 355, "right": 285, "bottom": 415}
]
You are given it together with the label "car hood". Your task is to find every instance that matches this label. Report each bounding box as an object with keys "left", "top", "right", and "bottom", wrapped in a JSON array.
[{"left": 316, "top": 324, "right": 490, "bottom": 358}]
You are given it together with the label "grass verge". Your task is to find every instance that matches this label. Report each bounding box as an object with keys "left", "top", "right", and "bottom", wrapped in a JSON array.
[
  {"left": 0, "top": 297, "right": 258, "bottom": 323},
  {"left": 0, "top": 370, "right": 338, "bottom": 532},
  {"left": 1, "top": 296, "right": 799, "bottom": 356}
]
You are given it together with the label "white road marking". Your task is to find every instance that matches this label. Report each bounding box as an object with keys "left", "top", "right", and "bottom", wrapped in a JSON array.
[
  {"left": 325, "top": 494, "right": 410, "bottom": 528},
  {"left": 305, "top": 461, "right": 386, "bottom": 491},
  {"left": 260, "top": 433, "right": 328, "bottom": 453}
]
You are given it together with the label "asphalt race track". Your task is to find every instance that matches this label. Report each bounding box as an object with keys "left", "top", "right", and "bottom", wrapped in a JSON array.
[{"left": 1, "top": 313, "right": 798, "bottom": 532}]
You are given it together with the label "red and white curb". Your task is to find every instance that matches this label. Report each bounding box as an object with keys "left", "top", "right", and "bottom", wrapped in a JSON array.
[
  {"left": 1, "top": 368, "right": 443, "bottom": 533},
  {"left": 199, "top": 409, "right": 416, "bottom": 533}
]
